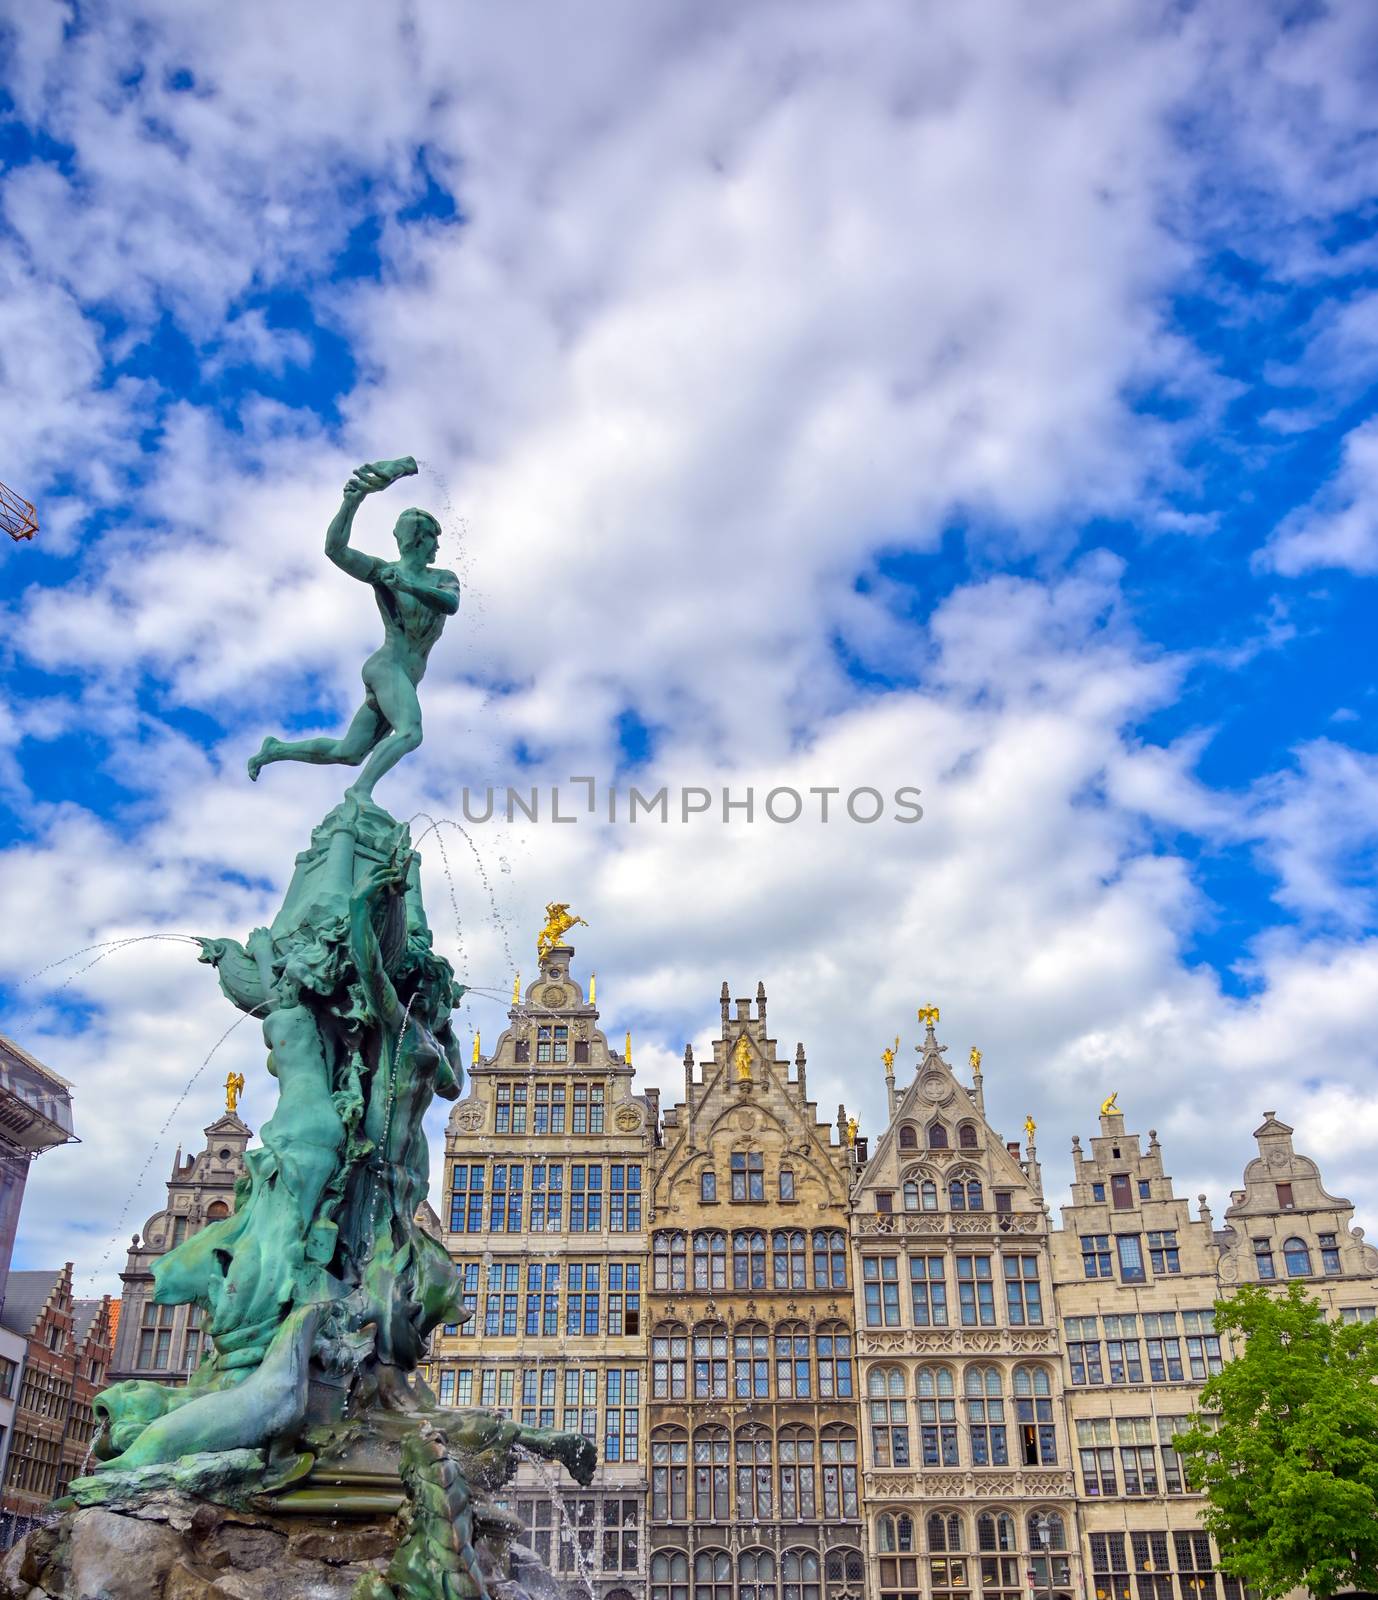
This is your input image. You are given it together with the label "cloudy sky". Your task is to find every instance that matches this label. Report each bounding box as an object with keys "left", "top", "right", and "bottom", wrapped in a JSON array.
[{"left": 3, "top": 0, "right": 1378, "bottom": 1295}]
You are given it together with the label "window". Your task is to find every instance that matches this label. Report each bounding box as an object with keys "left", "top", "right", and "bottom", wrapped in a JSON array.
[
  {"left": 571, "top": 1081, "right": 604, "bottom": 1133},
  {"left": 734, "top": 1231, "right": 768, "bottom": 1290},
  {"left": 1116, "top": 1233, "right": 1145, "bottom": 1283},
  {"left": 654, "top": 1231, "right": 687, "bottom": 1291},
  {"left": 1077, "top": 1417, "right": 1116, "bottom": 1495},
  {"left": 569, "top": 1163, "right": 601, "bottom": 1230},
  {"left": 137, "top": 1302, "right": 174, "bottom": 1369},
  {"left": 600, "top": 1498, "right": 639, "bottom": 1574},
  {"left": 530, "top": 1164, "right": 564, "bottom": 1231},
  {"left": 532, "top": 1081, "right": 566, "bottom": 1134},
  {"left": 692, "top": 1323, "right": 729, "bottom": 1399},
  {"left": 1065, "top": 1316, "right": 1104, "bottom": 1385},
  {"left": 731, "top": 1151, "right": 765, "bottom": 1201},
  {"left": 949, "top": 1171, "right": 983, "bottom": 1211},
  {"left": 779, "top": 1168, "right": 796, "bottom": 1202},
  {"left": 778, "top": 1428, "right": 816, "bottom": 1520},
  {"left": 695, "top": 1550, "right": 732, "bottom": 1600},
  {"left": 775, "top": 1325, "right": 811, "bottom": 1399},
  {"left": 965, "top": 1366, "right": 1007, "bottom": 1465},
  {"left": 1030, "top": 1513, "right": 1071, "bottom": 1592},
  {"left": 693, "top": 1426, "right": 730, "bottom": 1520},
  {"left": 606, "top": 1262, "right": 640, "bottom": 1336},
  {"left": 605, "top": 1370, "right": 640, "bottom": 1463},
  {"left": 694, "top": 1231, "right": 728, "bottom": 1291},
  {"left": 1157, "top": 1414, "right": 1188, "bottom": 1492},
  {"left": 904, "top": 1176, "right": 939, "bottom": 1212},
  {"left": 813, "top": 1230, "right": 848, "bottom": 1289},
  {"left": 484, "top": 1262, "right": 519, "bottom": 1337},
  {"left": 609, "top": 1164, "right": 641, "bottom": 1231},
  {"left": 1283, "top": 1236, "right": 1312, "bottom": 1277},
  {"left": 1013, "top": 1367, "right": 1056, "bottom": 1464},
  {"left": 918, "top": 1366, "right": 959, "bottom": 1466},
  {"left": 909, "top": 1256, "right": 948, "bottom": 1326},
  {"left": 864, "top": 1257, "right": 900, "bottom": 1326},
  {"left": 495, "top": 1083, "right": 527, "bottom": 1134},
  {"left": 454, "top": 1261, "right": 479, "bottom": 1335},
  {"left": 1184, "top": 1311, "right": 1223, "bottom": 1379},
  {"left": 651, "top": 1550, "right": 689, "bottom": 1600},
  {"left": 519, "top": 1368, "right": 556, "bottom": 1429},
  {"left": 739, "top": 1549, "right": 776, "bottom": 1600},
  {"left": 525, "top": 1262, "right": 559, "bottom": 1336},
  {"left": 1003, "top": 1256, "right": 1042, "bottom": 1325},
  {"left": 651, "top": 1431, "right": 688, "bottom": 1521},
  {"left": 899, "top": 1124, "right": 918, "bottom": 1150},
  {"left": 994, "top": 1190, "right": 1012, "bottom": 1216},
  {"left": 1276, "top": 1182, "right": 1294, "bottom": 1209},
  {"left": 816, "top": 1325, "right": 853, "bottom": 1399},
  {"left": 773, "top": 1230, "right": 807, "bottom": 1289},
  {"left": 977, "top": 1513, "right": 1019, "bottom": 1600},
  {"left": 734, "top": 1324, "right": 770, "bottom": 1399},
  {"left": 868, "top": 1367, "right": 911, "bottom": 1467},
  {"left": 958, "top": 1122, "right": 979, "bottom": 1150},
  {"left": 700, "top": 1169, "right": 717, "bottom": 1203},
  {"left": 1342, "top": 1305, "right": 1377, "bottom": 1323},
  {"left": 437, "top": 1368, "right": 456, "bottom": 1406},
  {"left": 820, "top": 1426, "right": 859, "bottom": 1519},
  {"left": 928, "top": 1513, "right": 968, "bottom": 1600},
  {"left": 735, "top": 1429, "right": 774, "bottom": 1519},
  {"left": 449, "top": 1164, "right": 484, "bottom": 1233},
  {"left": 876, "top": 1191, "right": 894, "bottom": 1215},
  {"left": 1320, "top": 1232, "right": 1342, "bottom": 1274},
  {"left": 1111, "top": 1173, "right": 1133, "bottom": 1209},
  {"left": 1253, "top": 1238, "right": 1276, "bottom": 1280},
  {"left": 1081, "top": 1234, "right": 1112, "bottom": 1277},
  {"left": 1148, "top": 1229, "right": 1180, "bottom": 1273},
  {"left": 1142, "top": 1311, "right": 1184, "bottom": 1381},
  {"left": 928, "top": 1120, "right": 949, "bottom": 1149},
  {"left": 956, "top": 1256, "right": 995, "bottom": 1326},
  {"left": 489, "top": 1164, "right": 524, "bottom": 1231},
  {"left": 1091, "top": 1181, "right": 1106, "bottom": 1202},
  {"left": 1116, "top": 1415, "right": 1158, "bottom": 1493},
  {"left": 782, "top": 1548, "right": 820, "bottom": 1600},
  {"left": 653, "top": 1326, "right": 687, "bottom": 1400},
  {"left": 878, "top": 1513, "right": 919, "bottom": 1600}
]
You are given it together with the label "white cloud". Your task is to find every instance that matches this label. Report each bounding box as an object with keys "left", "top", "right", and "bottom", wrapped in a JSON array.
[{"left": 1263, "top": 416, "right": 1378, "bottom": 575}]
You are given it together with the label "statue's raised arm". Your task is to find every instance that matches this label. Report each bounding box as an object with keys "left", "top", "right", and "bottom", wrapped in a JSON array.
[{"left": 247, "top": 454, "right": 460, "bottom": 802}]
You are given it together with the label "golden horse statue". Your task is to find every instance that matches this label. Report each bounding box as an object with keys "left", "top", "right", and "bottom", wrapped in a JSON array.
[{"left": 537, "top": 903, "right": 588, "bottom": 961}]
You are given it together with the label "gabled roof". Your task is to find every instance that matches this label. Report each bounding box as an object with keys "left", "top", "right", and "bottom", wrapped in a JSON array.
[
  {"left": 72, "top": 1297, "right": 110, "bottom": 1348},
  {"left": 0, "top": 1268, "right": 64, "bottom": 1338}
]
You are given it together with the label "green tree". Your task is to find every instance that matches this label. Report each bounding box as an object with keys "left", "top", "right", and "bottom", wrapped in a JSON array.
[{"left": 1174, "top": 1283, "right": 1378, "bottom": 1599}]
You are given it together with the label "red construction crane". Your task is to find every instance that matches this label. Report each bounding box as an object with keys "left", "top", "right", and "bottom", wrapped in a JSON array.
[{"left": 0, "top": 480, "right": 38, "bottom": 542}]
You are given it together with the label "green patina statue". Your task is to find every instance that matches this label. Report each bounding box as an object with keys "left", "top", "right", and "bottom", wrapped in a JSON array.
[{"left": 76, "top": 461, "right": 593, "bottom": 1600}]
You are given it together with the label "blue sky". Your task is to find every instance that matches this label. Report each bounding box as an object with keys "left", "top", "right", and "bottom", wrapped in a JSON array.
[{"left": 3, "top": 0, "right": 1378, "bottom": 1289}]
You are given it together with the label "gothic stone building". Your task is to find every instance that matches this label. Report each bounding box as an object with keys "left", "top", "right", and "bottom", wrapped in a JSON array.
[
  {"left": 647, "top": 983, "right": 866, "bottom": 1600},
  {"left": 852, "top": 1019, "right": 1078, "bottom": 1600},
  {"left": 109, "top": 1110, "right": 252, "bottom": 1386},
  {"left": 433, "top": 940, "right": 655, "bottom": 1600}
]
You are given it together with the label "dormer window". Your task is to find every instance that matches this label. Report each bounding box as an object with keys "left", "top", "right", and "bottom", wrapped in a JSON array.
[
  {"left": 1110, "top": 1174, "right": 1132, "bottom": 1209},
  {"left": 537, "top": 1025, "right": 568, "bottom": 1064},
  {"left": 958, "top": 1122, "right": 979, "bottom": 1150},
  {"left": 927, "top": 1121, "right": 949, "bottom": 1150},
  {"left": 1276, "top": 1183, "right": 1294, "bottom": 1210},
  {"left": 899, "top": 1125, "right": 918, "bottom": 1151}
]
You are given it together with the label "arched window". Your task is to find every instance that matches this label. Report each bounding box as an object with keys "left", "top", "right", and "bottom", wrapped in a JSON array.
[
  {"left": 778, "top": 1425, "right": 817, "bottom": 1518},
  {"left": 958, "top": 1122, "right": 979, "bottom": 1150},
  {"left": 965, "top": 1365, "right": 1007, "bottom": 1465},
  {"left": 825, "top": 1547, "right": 865, "bottom": 1599},
  {"left": 816, "top": 1322, "right": 853, "bottom": 1400},
  {"left": 812, "top": 1229, "right": 847, "bottom": 1289},
  {"left": 654, "top": 1231, "right": 686, "bottom": 1291},
  {"left": 651, "top": 1550, "right": 689, "bottom": 1600},
  {"left": 1027, "top": 1510, "right": 1070, "bottom": 1593},
  {"left": 773, "top": 1229, "right": 808, "bottom": 1290},
  {"left": 1027, "top": 1509, "right": 1066, "bottom": 1549},
  {"left": 651, "top": 1428, "right": 688, "bottom": 1521},
  {"left": 694, "top": 1549, "right": 732, "bottom": 1600},
  {"left": 739, "top": 1548, "right": 777, "bottom": 1600},
  {"left": 775, "top": 1322, "right": 811, "bottom": 1399},
  {"left": 877, "top": 1511, "right": 915, "bottom": 1553},
  {"left": 734, "top": 1322, "right": 770, "bottom": 1399},
  {"left": 927, "top": 1511, "right": 964, "bottom": 1551},
  {"left": 693, "top": 1424, "right": 729, "bottom": 1519},
  {"left": 922, "top": 1179, "right": 939, "bottom": 1211},
  {"left": 783, "top": 1549, "right": 821, "bottom": 1600},
  {"left": 1013, "top": 1367, "right": 1056, "bottom": 1466},
  {"left": 928, "top": 1120, "right": 949, "bottom": 1149},
  {"left": 949, "top": 1169, "right": 983, "bottom": 1212},
  {"left": 693, "top": 1230, "right": 727, "bottom": 1291},
  {"left": 820, "top": 1424, "right": 859, "bottom": 1518},
  {"left": 904, "top": 1179, "right": 920, "bottom": 1212},
  {"left": 734, "top": 1230, "right": 768, "bottom": 1290},
  {"left": 868, "top": 1366, "right": 910, "bottom": 1467},
  {"left": 652, "top": 1323, "right": 687, "bottom": 1400},
  {"left": 1284, "top": 1236, "right": 1312, "bottom": 1277},
  {"left": 700, "top": 1169, "right": 717, "bottom": 1204},
  {"left": 205, "top": 1200, "right": 230, "bottom": 1220},
  {"left": 918, "top": 1365, "right": 958, "bottom": 1466},
  {"left": 692, "top": 1323, "right": 728, "bottom": 1399},
  {"left": 899, "top": 1124, "right": 919, "bottom": 1150},
  {"left": 977, "top": 1510, "right": 1017, "bottom": 1552},
  {"left": 735, "top": 1427, "right": 773, "bottom": 1519}
]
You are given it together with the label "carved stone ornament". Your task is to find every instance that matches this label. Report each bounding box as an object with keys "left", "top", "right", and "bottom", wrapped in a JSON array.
[
  {"left": 453, "top": 1101, "right": 486, "bottom": 1133},
  {"left": 614, "top": 1104, "right": 643, "bottom": 1133},
  {"left": 736, "top": 1109, "right": 759, "bottom": 1133},
  {"left": 920, "top": 1071, "right": 954, "bottom": 1104},
  {"left": 541, "top": 983, "right": 567, "bottom": 1007}
]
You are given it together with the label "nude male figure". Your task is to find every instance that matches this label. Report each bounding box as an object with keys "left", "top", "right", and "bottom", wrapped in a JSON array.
[{"left": 247, "top": 461, "right": 459, "bottom": 801}]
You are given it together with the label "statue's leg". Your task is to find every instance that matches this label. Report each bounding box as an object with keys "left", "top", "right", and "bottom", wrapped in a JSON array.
[
  {"left": 248, "top": 702, "right": 382, "bottom": 781},
  {"left": 344, "top": 675, "right": 422, "bottom": 801}
]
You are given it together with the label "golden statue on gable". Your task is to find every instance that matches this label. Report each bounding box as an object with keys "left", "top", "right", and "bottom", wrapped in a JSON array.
[
  {"left": 733, "top": 1034, "right": 753, "bottom": 1081},
  {"left": 224, "top": 1071, "right": 245, "bottom": 1115},
  {"left": 881, "top": 1036, "right": 899, "bottom": 1073},
  {"left": 917, "top": 1004, "right": 940, "bottom": 1028},
  {"left": 537, "top": 902, "right": 588, "bottom": 961},
  {"left": 1100, "top": 1091, "right": 1119, "bottom": 1116},
  {"left": 1024, "top": 1113, "right": 1037, "bottom": 1143}
]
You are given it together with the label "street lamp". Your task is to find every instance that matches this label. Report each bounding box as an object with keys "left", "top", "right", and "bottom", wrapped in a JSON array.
[{"left": 1031, "top": 1514, "right": 1054, "bottom": 1600}]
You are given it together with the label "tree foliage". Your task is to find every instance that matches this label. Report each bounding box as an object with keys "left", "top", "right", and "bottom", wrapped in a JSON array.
[{"left": 1174, "top": 1284, "right": 1378, "bottom": 1600}]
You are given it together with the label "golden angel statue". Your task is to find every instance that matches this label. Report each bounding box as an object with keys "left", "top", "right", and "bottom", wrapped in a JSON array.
[{"left": 224, "top": 1071, "right": 246, "bottom": 1115}]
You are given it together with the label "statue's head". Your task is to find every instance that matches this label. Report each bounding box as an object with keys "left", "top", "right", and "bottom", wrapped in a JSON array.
[{"left": 394, "top": 507, "right": 441, "bottom": 561}]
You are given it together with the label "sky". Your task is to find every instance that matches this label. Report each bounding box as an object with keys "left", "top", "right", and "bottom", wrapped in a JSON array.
[{"left": 3, "top": 0, "right": 1378, "bottom": 1297}]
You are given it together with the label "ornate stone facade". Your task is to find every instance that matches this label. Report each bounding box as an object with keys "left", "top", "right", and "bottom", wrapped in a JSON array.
[
  {"left": 433, "top": 940, "right": 653, "bottom": 1600},
  {"left": 108, "top": 1111, "right": 252, "bottom": 1386},
  {"left": 853, "top": 1019, "right": 1078, "bottom": 1600},
  {"left": 646, "top": 983, "right": 865, "bottom": 1600}
]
